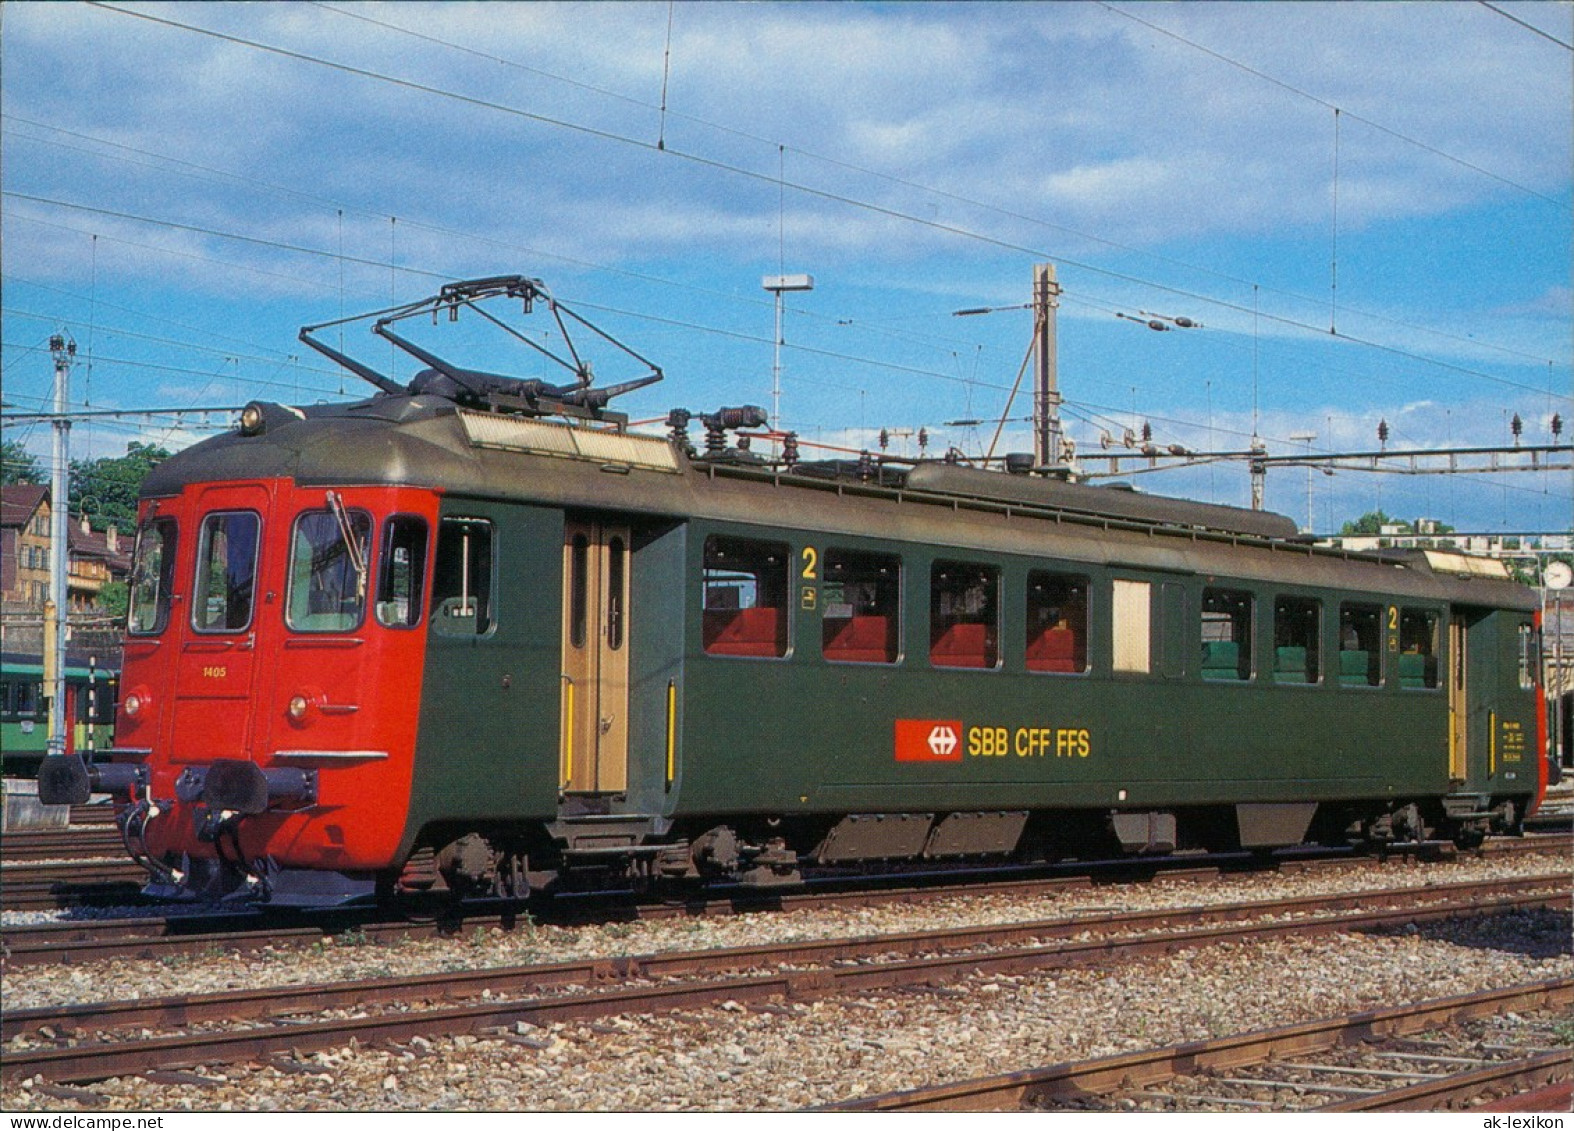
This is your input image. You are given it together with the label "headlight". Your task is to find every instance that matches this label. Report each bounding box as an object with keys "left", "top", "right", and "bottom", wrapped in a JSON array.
[{"left": 239, "top": 402, "right": 266, "bottom": 435}]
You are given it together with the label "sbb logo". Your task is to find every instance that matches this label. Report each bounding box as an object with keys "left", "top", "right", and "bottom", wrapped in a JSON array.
[{"left": 894, "top": 719, "right": 964, "bottom": 763}]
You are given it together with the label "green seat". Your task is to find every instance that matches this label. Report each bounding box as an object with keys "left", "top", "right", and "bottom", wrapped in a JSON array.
[
  {"left": 1398, "top": 652, "right": 1430, "bottom": 689},
  {"left": 1201, "top": 640, "right": 1241, "bottom": 679},
  {"left": 1275, "top": 646, "right": 1310, "bottom": 682},
  {"left": 1339, "top": 649, "right": 1376, "bottom": 685}
]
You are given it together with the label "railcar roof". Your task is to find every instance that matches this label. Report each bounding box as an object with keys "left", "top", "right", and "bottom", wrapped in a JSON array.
[{"left": 142, "top": 397, "right": 1536, "bottom": 611}]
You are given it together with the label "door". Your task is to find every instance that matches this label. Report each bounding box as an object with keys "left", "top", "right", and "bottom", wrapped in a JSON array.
[
  {"left": 1448, "top": 617, "right": 1468, "bottom": 781},
  {"left": 561, "top": 520, "right": 631, "bottom": 793},
  {"left": 171, "top": 485, "right": 274, "bottom": 764}
]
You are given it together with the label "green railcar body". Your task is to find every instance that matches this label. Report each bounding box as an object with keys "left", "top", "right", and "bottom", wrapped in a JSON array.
[{"left": 138, "top": 395, "right": 1544, "bottom": 886}]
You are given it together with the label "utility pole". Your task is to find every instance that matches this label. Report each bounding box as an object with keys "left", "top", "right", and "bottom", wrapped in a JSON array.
[
  {"left": 1033, "top": 263, "right": 1064, "bottom": 473},
  {"left": 47, "top": 332, "right": 75, "bottom": 758}
]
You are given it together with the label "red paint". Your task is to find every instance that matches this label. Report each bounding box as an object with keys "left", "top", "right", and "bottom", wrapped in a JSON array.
[
  {"left": 894, "top": 718, "right": 963, "bottom": 762},
  {"left": 1531, "top": 608, "right": 1548, "bottom": 817},
  {"left": 117, "top": 479, "right": 439, "bottom": 876}
]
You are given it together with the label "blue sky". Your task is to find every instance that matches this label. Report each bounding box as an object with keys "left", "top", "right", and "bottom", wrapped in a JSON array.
[{"left": 2, "top": 1, "right": 1570, "bottom": 535}]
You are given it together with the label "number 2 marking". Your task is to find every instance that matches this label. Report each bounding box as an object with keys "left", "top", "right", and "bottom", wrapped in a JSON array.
[
  {"left": 1388, "top": 606, "right": 1399, "bottom": 631},
  {"left": 801, "top": 546, "right": 818, "bottom": 581}
]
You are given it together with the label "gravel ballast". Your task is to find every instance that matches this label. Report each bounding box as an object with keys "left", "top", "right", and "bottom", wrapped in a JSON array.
[{"left": 3, "top": 853, "right": 1570, "bottom": 1111}]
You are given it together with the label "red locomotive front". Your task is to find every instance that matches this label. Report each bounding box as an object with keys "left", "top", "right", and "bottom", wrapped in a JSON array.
[{"left": 47, "top": 476, "right": 439, "bottom": 903}]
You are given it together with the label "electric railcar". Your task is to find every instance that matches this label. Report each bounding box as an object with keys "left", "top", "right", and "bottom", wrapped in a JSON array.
[{"left": 39, "top": 277, "right": 1553, "bottom": 905}]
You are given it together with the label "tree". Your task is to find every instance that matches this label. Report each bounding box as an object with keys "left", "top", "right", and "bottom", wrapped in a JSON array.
[
  {"left": 1338, "top": 511, "right": 1455, "bottom": 539},
  {"left": 97, "top": 580, "right": 130, "bottom": 620},
  {"left": 1, "top": 439, "right": 44, "bottom": 485},
  {"left": 70, "top": 441, "right": 171, "bottom": 528}
]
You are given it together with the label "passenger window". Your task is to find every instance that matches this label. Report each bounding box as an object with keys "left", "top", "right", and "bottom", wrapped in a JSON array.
[
  {"left": 930, "top": 561, "right": 999, "bottom": 669},
  {"left": 823, "top": 548, "right": 900, "bottom": 664},
  {"left": 127, "top": 518, "right": 178, "bottom": 636},
  {"left": 192, "top": 512, "right": 260, "bottom": 633},
  {"left": 430, "top": 517, "right": 494, "bottom": 635},
  {"left": 1112, "top": 579, "right": 1152, "bottom": 674},
  {"left": 702, "top": 535, "right": 788, "bottom": 658},
  {"left": 1200, "top": 587, "right": 1253, "bottom": 681},
  {"left": 1273, "top": 595, "right": 1321, "bottom": 684},
  {"left": 376, "top": 515, "right": 428, "bottom": 629},
  {"left": 1398, "top": 608, "right": 1440, "bottom": 689},
  {"left": 1026, "top": 571, "right": 1088, "bottom": 674},
  {"left": 287, "top": 509, "right": 372, "bottom": 632},
  {"left": 1338, "top": 602, "right": 1383, "bottom": 687}
]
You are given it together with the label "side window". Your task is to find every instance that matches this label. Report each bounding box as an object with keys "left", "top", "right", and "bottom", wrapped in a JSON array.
[
  {"left": 822, "top": 548, "right": 900, "bottom": 664},
  {"left": 430, "top": 517, "right": 494, "bottom": 636},
  {"left": 1339, "top": 602, "right": 1383, "bottom": 687},
  {"left": 127, "top": 517, "right": 178, "bottom": 636},
  {"left": 1273, "top": 595, "right": 1321, "bottom": 684},
  {"left": 0, "top": 682, "right": 13, "bottom": 718},
  {"left": 1200, "top": 587, "right": 1253, "bottom": 681},
  {"left": 1112, "top": 579, "right": 1152, "bottom": 674},
  {"left": 192, "top": 511, "right": 260, "bottom": 633},
  {"left": 930, "top": 561, "right": 999, "bottom": 669},
  {"left": 376, "top": 515, "right": 429, "bottom": 629},
  {"left": 1026, "top": 571, "right": 1088, "bottom": 674},
  {"left": 287, "top": 509, "right": 371, "bottom": 633},
  {"left": 702, "top": 535, "right": 789, "bottom": 658},
  {"left": 1398, "top": 608, "right": 1440, "bottom": 689}
]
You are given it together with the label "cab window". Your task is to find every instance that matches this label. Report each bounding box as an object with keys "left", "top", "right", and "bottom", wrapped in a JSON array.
[
  {"left": 287, "top": 509, "right": 372, "bottom": 632},
  {"left": 127, "top": 518, "right": 178, "bottom": 636},
  {"left": 192, "top": 512, "right": 260, "bottom": 633}
]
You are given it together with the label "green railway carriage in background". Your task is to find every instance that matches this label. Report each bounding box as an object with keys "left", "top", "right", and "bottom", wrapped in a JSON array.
[
  {"left": 40, "top": 278, "right": 1551, "bottom": 905},
  {"left": 1, "top": 653, "right": 117, "bottom": 778}
]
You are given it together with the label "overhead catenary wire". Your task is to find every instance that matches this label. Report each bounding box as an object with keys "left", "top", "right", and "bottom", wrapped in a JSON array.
[
  {"left": 68, "top": 3, "right": 1569, "bottom": 399},
  {"left": 5, "top": 5, "right": 1565, "bottom": 532},
  {"left": 291, "top": 2, "right": 1565, "bottom": 370}
]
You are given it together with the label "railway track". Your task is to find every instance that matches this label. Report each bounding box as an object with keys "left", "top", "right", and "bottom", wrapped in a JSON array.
[
  {"left": 2, "top": 876, "right": 1566, "bottom": 1088},
  {"left": 826, "top": 980, "right": 1574, "bottom": 1112},
  {"left": 0, "top": 827, "right": 125, "bottom": 863},
  {"left": 0, "top": 860, "right": 149, "bottom": 913},
  {"left": 3, "top": 831, "right": 1568, "bottom": 965}
]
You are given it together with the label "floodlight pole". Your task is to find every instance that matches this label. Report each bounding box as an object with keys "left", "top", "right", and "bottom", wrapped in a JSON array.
[{"left": 763, "top": 273, "right": 814, "bottom": 452}]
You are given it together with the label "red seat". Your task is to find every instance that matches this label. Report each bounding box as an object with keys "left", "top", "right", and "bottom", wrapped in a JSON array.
[
  {"left": 931, "top": 622, "right": 993, "bottom": 668},
  {"left": 1026, "top": 627, "right": 1083, "bottom": 673},
  {"left": 703, "top": 607, "right": 784, "bottom": 657},
  {"left": 825, "top": 615, "right": 895, "bottom": 663}
]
